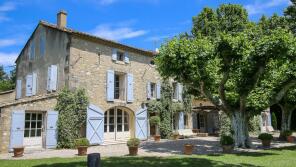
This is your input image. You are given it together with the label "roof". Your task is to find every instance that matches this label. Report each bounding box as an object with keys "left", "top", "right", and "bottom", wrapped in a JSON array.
[{"left": 15, "top": 21, "right": 155, "bottom": 63}]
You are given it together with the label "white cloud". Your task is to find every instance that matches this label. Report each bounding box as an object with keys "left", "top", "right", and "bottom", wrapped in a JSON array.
[
  {"left": 245, "top": 0, "right": 290, "bottom": 15},
  {"left": 145, "top": 35, "right": 170, "bottom": 42},
  {"left": 0, "top": 2, "right": 15, "bottom": 12},
  {"left": 91, "top": 24, "right": 148, "bottom": 41},
  {"left": 0, "top": 39, "right": 18, "bottom": 47},
  {"left": 0, "top": 52, "right": 18, "bottom": 66}
]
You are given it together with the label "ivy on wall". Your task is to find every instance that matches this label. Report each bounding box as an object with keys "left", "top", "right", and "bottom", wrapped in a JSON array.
[{"left": 55, "top": 88, "right": 89, "bottom": 148}]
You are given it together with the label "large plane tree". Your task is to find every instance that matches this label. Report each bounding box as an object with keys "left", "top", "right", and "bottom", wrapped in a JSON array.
[{"left": 156, "top": 4, "right": 296, "bottom": 148}]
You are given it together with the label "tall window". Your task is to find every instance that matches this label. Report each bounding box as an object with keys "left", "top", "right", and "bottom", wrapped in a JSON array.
[
  {"left": 24, "top": 113, "right": 43, "bottom": 138},
  {"left": 117, "top": 51, "right": 124, "bottom": 61},
  {"left": 114, "top": 73, "right": 126, "bottom": 100},
  {"left": 114, "top": 75, "right": 120, "bottom": 99},
  {"left": 172, "top": 82, "right": 178, "bottom": 100},
  {"left": 150, "top": 83, "right": 156, "bottom": 98}
]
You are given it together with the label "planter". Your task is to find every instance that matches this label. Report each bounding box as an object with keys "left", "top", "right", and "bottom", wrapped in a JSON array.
[
  {"left": 222, "top": 145, "right": 233, "bottom": 153},
  {"left": 261, "top": 140, "right": 271, "bottom": 147},
  {"left": 154, "top": 135, "right": 161, "bottom": 142},
  {"left": 172, "top": 134, "right": 179, "bottom": 140},
  {"left": 128, "top": 146, "right": 138, "bottom": 156},
  {"left": 184, "top": 144, "right": 194, "bottom": 155},
  {"left": 77, "top": 146, "right": 88, "bottom": 156},
  {"left": 287, "top": 136, "right": 295, "bottom": 143},
  {"left": 13, "top": 147, "right": 24, "bottom": 157}
]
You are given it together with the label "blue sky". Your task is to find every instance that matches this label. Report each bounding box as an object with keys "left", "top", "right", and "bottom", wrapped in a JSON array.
[{"left": 0, "top": 0, "right": 291, "bottom": 71}]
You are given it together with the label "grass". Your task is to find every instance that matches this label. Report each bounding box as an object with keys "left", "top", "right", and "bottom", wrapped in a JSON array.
[{"left": 0, "top": 146, "right": 296, "bottom": 167}]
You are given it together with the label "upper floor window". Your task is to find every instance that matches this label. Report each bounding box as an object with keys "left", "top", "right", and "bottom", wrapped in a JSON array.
[
  {"left": 29, "top": 42, "right": 35, "bottom": 61},
  {"left": 114, "top": 73, "right": 126, "bottom": 100},
  {"left": 112, "top": 48, "right": 129, "bottom": 63},
  {"left": 172, "top": 82, "right": 178, "bottom": 100},
  {"left": 117, "top": 51, "right": 124, "bottom": 61},
  {"left": 150, "top": 82, "right": 156, "bottom": 98}
]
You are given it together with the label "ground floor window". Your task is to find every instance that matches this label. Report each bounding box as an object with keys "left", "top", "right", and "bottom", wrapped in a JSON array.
[{"left": 24, "top": 112, "right": 43, "bottom": 138}]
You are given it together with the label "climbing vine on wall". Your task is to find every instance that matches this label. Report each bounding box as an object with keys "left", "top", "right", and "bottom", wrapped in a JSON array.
[{"left": 55, "top": 88, "right": 89, "bottom": 148}]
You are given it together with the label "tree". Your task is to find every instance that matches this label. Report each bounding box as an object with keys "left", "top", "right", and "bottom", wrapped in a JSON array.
[
  {"left": 285, "top": 0, "right": 296, "bottom": 34},
  {"left": 0, "top": 66, "right": 15, "bottom": 92},
  {"left": 156, "top": 4, "right": 296, "bottom": 147}
]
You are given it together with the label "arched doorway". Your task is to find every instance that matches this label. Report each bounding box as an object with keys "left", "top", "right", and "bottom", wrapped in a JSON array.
[{"left": 104, "top": 107, "right": 133, "bottom": 141}]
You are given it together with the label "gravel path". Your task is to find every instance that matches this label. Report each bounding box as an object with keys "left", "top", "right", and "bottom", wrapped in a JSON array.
[{"left": 1, "top": 135, "right": 295, "bottom": 160}]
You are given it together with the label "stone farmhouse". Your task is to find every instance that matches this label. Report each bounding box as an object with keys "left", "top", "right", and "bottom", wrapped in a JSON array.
[{"left": 0, "top": 11, "right": 272, "bottom": 153}]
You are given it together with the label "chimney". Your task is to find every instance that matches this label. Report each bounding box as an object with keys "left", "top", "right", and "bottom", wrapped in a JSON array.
[{"left": 57, "top": 10, "right": 67, "bottom": 28}]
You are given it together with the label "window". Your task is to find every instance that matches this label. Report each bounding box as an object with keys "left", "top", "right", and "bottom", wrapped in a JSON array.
[
  {"left": 117, "top": 51, "right": 124, "bottom": 61},
  {"left": 150, "top": 83, "right": 156, "bottom": 98},
  {"left": 172, "top": 82, "right": 178, "bottom": 100},
  {"left": 114, "top": 73, "right": 126, "bottom": 100},
  {"left": 24, "top": 113, "right": 43, "bottom": 138}
]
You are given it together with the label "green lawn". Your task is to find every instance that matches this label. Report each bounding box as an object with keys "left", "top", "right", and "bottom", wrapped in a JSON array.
[{"left": 1, "top": 146, "right": 296, "bottom": 167}]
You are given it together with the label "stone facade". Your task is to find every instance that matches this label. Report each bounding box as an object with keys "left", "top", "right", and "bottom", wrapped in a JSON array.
[{"left": 0, "top": 90, "right": 15, "bottom": 104}]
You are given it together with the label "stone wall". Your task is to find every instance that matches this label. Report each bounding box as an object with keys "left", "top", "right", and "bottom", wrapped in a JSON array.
[
  {"left": 69, "top": 36, "right": 161, "bottom": 113},
  {"left": 0, "top": 95, "right": 57, "bottom": 153},
  {"left": 0, "top": 90, "right": 15, "bottom": 104}
]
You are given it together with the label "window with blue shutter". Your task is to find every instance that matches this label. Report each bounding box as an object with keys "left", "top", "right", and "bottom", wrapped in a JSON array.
[
  {"left": 32, "top": 72, "right": 37, "bottom": 95},
  {"left": 106, "top": 70, "right": 115, "bottom": 101},
  {"left": 124, "top": 52, "right": 130, "bottom": 63},
  {"left": 156, "top": 82, "right": 161, "bottom": 99},
  {"left": 112, "top": 49, "right": 117, "bottom": 61},
  {"left": 147, "top": 82, "right": 151, "bottom": 99},
  {"left": 47, "top": 66, "right": 51, "bottom": 91},
  {"left": 177, "top": 83, "right": 183, "bottom": 101},
  {"left": 9, "top": 111, "right": 25, "bottom": 151},
  {"left": 47, "top": 65, "right": 58, "bottom": 92},
  {"left": 127, "top": 73, "right": 133, "bottom": 102}
]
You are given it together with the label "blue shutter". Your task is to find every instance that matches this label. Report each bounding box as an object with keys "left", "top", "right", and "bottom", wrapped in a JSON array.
[
  {"left": 147, "top": 82, "right": 151, "bottom": 99},
  {"left": 135, "top": 107, "right": 148, "bottom": 140},
  {"left": 87, "top": 104, "right": 104, "bottom": 145},
  {"left": 47, "top": 66, "right": 51, "bottom": 91},
  {"left": 124, "top": 52, "right": 130, "bottom": 63},
  {"left": 156, "top": 82, "right": 161, "bottom": 99},
  {"left": 178, "top": 83, "right": 183, "bottom": 101},
  {"left": 178, "top": 112, "right": 184, "bottom": 130},
  {"left": 26, "top": 74, "right": 33, "bottom": 96},
  {"left": 32, "top": 72, "right": 37, "bottom": 95},
  {"left": 16, "top": 79, "right": 22, "bottom": 99},
  {"left": 9, "top": 111, "right": 25, "bottom": 150},
  {"left": 106, "top": 70, "right": 114, "bottom": 101},
  {"left": 112, "top": 49, "right": 117, "bottom": 61},
  {"left": 50, "top": 65, "right": 58, "bottom": 91},
  {"left": 46, "top": 111, "right": 58, "bottom": 149},
  {"left": 127, "top": 73, "right": 134, "bottom": 102}
]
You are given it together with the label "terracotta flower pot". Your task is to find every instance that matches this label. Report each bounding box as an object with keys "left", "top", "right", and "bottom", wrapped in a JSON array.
[
  {"left": 261, "top": 140, "right": 271, "bottom": 147},
  {"left": 154, "top": 135, "right": 161, "bottom": 142},
  {"left": 13, "top": 147, "right": 24, "bottom": 157},
  {"left": 184, "top": 144, "right": 194, "bottom": 155},
  {"left": 287, "top": 136, "right": 295, "bottom": 143},
  {"left": 77, "top": 146, "right": 88, "bottom": 156},
  {"left": 173, "top": 134, "right": 179, "bottom": 140},
  {"left": 128, "top": 146, "right": 138, "bottom": 156},
  {"left": 222, "top": 145, "right": 233, "bottom": 153}
]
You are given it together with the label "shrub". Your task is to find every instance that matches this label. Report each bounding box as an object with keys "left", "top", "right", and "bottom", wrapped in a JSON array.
[
  {"left": 75, "top": 138, "right": 90, "bottom": 147},
  {"left": 258, "top": 133, "right": 273, "bottom": 140},
  {"left": 248, "top": 115, "right": 261, "bottom": 135},
  {"left": 282, "top": 130, "right": 293, "bottom": 137},
  {"left": 220, "top": 135, "right": 234, "bottom": 146},
  {"left": 149, "top": 116, "right": 160, "bottom": 126},
  {"left": 127, "top": 138, "right": 140, "bottom": 147},
  {"left": 219, "top": 112, "right": 232, "bottom": 136}
]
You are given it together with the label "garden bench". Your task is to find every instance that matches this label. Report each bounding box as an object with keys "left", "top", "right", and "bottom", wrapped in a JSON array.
[{"left": 178, "top": 129, "right": 197, "bottom": 138}]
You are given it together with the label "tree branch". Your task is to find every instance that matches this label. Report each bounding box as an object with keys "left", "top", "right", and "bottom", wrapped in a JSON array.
[
  {"left": 270, "top": 80, "right": 296, "bottom": 106},
  {"left": 219, "top": 71, "right": 232, "bottom": 111}
]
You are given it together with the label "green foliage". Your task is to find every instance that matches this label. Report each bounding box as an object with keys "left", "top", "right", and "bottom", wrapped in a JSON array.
[
  {"left": 159, "top": 80, "right": 173, "bottom": 138},
  {"left": 282, "top": 130, "right": 293, "bottom": 137},
  {"left": 0, "top": 66, "right": 15, "bottom": 92},
  {"left": 271, "top": 112, "right": 278, "bottom": 130},
  {"left": 74, "top": 138, "right": 90, "bottom": 147},
  {"left": 219, "top": 112, "right": 232, "bottom": 136},
  {"left": 127, "top": 138, "right": 140, "bottom": 147},
  {"left": 248, "top": 115, "right": 261, "bottom": 135},
  {"left": 258, "top": 133, "right": 273, "bottom": 141},
  {"left": 220, "top": 135, "right": 234, "bottom": 146},
  {"left": 55, "top": 88, "right": 89, "bottom": 148},
  {"left": 149, "top": 116, "right": 160, "bottom": 126},
  {"left": 147, "top": 100, "right": 162, "bottom": 114},
  {"left": 284, "top": 0, "right": 296, "bottom": 34}
]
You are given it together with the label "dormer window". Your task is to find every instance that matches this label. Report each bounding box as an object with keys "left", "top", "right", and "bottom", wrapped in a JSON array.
[{"left": 117, "top": 51, "right": 124, "bottom": 61}]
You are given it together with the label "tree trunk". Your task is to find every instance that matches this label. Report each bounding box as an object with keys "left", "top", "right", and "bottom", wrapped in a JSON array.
[
  {"left": 231, "top": 111, "right": 251, "bottom": 148},
  {"left": 280, "top": 108, "right": 293, "bottom": 140}
]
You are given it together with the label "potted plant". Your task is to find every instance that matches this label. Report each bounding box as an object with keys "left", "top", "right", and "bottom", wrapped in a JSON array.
[
  {"left": 150, "top": 116, "right": 161, "bottom": 142},
  {"left": 127, "top": 138, "right": 140, "bottom": 156},
  {"left": 171, "top": 131, "right": 179, "bottom": 140},
  {"left": 184, "top": 143, "right": 194, "bottom": 155},
  {"left": 13, "top": 146, "right": 24, "bottom": 157},
  {"left": 282, "top": 130, "right": 294, "bottom": 143},
  {"left": 258, "top": 133, "right": 273, "bottom": 147},
  {"left": 75, "top": 138, "right": 90, "bottom": 156},
  {"left": 220, "top": 135, "right": 234, "bottom": 153}
]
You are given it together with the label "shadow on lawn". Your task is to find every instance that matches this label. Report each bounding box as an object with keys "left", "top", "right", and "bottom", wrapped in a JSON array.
[{"left": 33, "top": 157, "right": 263, "bottom": 167}]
